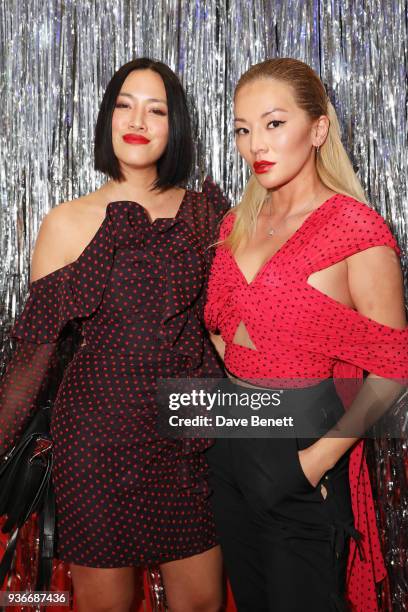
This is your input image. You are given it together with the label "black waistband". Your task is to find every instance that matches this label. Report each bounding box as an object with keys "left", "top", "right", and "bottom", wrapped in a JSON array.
[
  {"left": 222, "top": 375, "right": 338, "bottom": 400},
  {"left": 219, "top": 377, "right": 344, "bottom": 437}
]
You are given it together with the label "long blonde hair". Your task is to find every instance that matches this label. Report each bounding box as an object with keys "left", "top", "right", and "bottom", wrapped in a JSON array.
[{"left": 225, "top": 58, "right": 367, "bottom": 252}]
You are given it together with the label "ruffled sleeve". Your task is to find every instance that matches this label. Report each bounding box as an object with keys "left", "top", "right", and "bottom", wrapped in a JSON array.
[
  {"left": 12, "top": 269, "right": 81, "bottom": 344},
  {"left": 153, "top": 219, "right": 207, "bottom": 368},
  {"left": 190, "top": 176, "right": 231, "bottom": 271},
  {"left": 204, "top": 212, "right": 235, "bottom": 334},
  {"left": 161, "top": 178, "right": 231, "bottom": 373},
  {"left": 1, "top": 216, "right": 115, "bottom": 456},
  {"left": 201, "top": 176, "right": 230, "bottom": 220},
  {"left": 12, "top": 215, "right": 114, "bottom": 344}
]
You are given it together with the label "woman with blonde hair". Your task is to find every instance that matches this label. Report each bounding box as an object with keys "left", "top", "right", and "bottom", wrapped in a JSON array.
[{"left": 205, "top": 58, "right": 408, "bottom": 611}]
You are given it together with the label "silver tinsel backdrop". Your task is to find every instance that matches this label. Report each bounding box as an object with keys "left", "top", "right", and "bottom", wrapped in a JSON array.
[{"left": 0, "top": 0, "right": 407, "bottom": 609}]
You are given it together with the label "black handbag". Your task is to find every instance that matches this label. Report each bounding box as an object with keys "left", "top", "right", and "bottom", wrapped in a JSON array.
[{"left": 0, "top": 403, "right": 56, "bottom": 590}]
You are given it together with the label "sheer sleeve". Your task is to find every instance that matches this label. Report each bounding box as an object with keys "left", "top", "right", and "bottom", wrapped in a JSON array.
[
  {"left": 0, "top": 340, "right": 58, "bottom": 456},
  {"left": 0, "top": 270, "right": 78, "bottom": 457},
  {"left": 327, "top": 318, "right": 408, "bottom": 439}
]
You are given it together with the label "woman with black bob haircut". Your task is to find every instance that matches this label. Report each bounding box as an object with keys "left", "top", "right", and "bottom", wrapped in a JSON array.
[
  {"left": 94, "top": 57, "right": 193, "bottom": 188},
  {"left": 0, "top": 57, "right": 229, "bottom": 611}
]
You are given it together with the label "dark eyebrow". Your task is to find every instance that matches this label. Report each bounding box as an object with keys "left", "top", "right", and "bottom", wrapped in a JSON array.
[
  {"left": 117, "top": 92, "right": 167, "bottom": 104},
  {"left": 234, "top": 108, "right": 288, "bottom": 123}
]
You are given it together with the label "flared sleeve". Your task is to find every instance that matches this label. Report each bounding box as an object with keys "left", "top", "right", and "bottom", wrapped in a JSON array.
[
  {"left": 1, "top": 272, "right": 72, "bottom": 456},
  {"left": 0, "top": 216, "right": 114, "bottom": 457}
]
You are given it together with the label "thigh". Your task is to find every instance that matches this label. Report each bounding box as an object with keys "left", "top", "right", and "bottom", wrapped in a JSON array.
[
  {"left": 206, "top": 440, "right": 268, "bottom": 611},
  {"left": 160, "top": 545, "right": 223, "bottom": 612},
  {"left": 70, "top": 564, "right": 141, "bottom": 612},
  {"left": 261, "top": 450, "right": 353, "bottom": 612}
]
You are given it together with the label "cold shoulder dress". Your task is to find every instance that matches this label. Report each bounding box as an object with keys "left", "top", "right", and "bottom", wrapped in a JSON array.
[
  {"left": 0, "top": 178, "right": 229, "bottom": 567},
  {"left": 204, "top": 193, "right": 408, "bottom": 611}
]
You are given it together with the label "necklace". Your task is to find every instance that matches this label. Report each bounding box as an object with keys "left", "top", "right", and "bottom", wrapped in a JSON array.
[{"left": 265, "top": 189, "right": 324, "bottom": 237}]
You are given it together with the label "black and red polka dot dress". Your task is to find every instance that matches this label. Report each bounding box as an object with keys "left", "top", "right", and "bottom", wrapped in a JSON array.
[{"left": 2, "top": 178, "right": 229, "bottom": 567}]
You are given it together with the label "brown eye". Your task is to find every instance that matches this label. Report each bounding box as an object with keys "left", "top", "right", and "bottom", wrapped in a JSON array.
[
  {"left": 267, "top": 120, "right": 285, "bottom": 129},
  {"left": 234, "top": 127, "right": 248, "bottom": 136}
]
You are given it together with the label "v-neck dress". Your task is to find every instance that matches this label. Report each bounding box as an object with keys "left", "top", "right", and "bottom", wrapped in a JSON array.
[
  {"left": 204, "top": 193, "right": 408, "bottom": 611},
  {"left": 0, "top": 178, "right": 229, "bottom": 568}
]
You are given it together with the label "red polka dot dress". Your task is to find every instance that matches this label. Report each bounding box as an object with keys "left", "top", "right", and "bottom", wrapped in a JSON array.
[
  {"left": 204, "top": 193, "right": 408, "bottom": 611},
  {"left": 0, "top": 178, "right": 229, "bottom": 567}
]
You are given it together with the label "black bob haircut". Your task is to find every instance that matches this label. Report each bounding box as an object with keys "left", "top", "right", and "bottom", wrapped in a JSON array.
[{"left": 94, "top": 58, "right": 193, "bottom": 190}]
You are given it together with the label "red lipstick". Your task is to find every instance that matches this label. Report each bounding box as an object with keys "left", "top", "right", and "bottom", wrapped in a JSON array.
[
  {"left": 253, "top": 160, "right": 276, "bottom": 174},
  {"left": 123, "top": 133, "right": 150, "bottom": 145}
]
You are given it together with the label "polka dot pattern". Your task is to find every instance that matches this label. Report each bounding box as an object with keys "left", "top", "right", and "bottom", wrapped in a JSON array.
[
  {"left": 205, "top": 193, "right": 408, "bottom": 611},
  {"left": 0, "top": 342, "right": 57, "bottom": 453},
  {"left": 3, "top": 178, "right": 229, "bottom": 567},
  {"left": 205, "top": 194, "right": 408, "bottom": 383}
]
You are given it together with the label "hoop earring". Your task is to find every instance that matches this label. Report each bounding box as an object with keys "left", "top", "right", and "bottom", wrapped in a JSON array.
[{"left": 316, "top": 145, "right": 320, "bottom": 154}]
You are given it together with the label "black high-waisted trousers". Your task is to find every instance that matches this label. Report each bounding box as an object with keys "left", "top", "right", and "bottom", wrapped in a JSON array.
[{"left": 206, "top": 378, "right": 359, "bottom": 612}]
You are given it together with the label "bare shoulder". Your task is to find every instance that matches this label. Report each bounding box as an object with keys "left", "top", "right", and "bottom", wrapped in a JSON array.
[{"left": 31, "top": 192, "right": 107, "bottom": 283}]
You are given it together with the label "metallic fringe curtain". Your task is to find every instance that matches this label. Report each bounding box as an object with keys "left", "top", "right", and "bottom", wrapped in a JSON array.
[{"left": 0, "top": 1, "right": 407, "bottom": 609}]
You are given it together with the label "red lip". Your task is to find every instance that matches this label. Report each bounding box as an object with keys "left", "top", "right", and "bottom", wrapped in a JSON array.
[
  {"left": 123, "top": 133, "right": 150, "bottom": 145},
  {"left": 253, "top": 160, "right": 276, "bottom": 174}
]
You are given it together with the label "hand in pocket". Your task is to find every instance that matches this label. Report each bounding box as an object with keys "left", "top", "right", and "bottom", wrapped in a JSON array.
[{"left": 297, "top": 444, "right": 327, "bottom": 488}]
